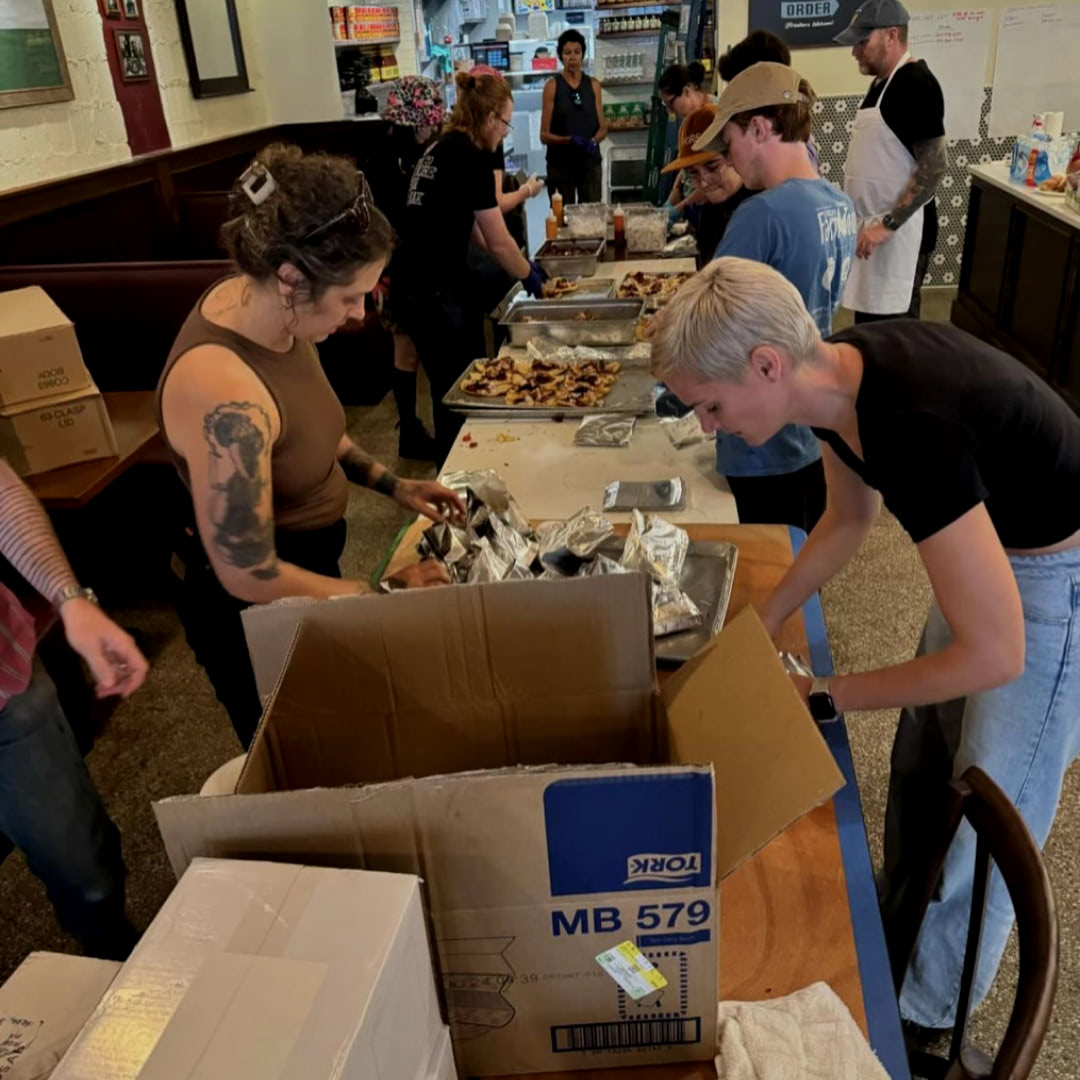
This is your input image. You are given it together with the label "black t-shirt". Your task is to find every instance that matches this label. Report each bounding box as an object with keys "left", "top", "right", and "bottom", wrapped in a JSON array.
[
  {"left": 401, "top": 130, "right": 498, "bottom": 296},
  {"left": 487, "top": 141, "right": 506, "bottom": 172},
  {"left": 860, "top": 59, "right": 945, "bottom": 254},
  {"left": 815, "top": 321, "right": 1080, "bottom": 548}
]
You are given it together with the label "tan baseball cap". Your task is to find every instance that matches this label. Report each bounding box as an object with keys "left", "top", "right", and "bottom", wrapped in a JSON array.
[
  {"left": 661, "top": 105, "right": 722, "bottom": 173},
  {"left": 692, "top": 62, "right": 810, "bottom": 153}
]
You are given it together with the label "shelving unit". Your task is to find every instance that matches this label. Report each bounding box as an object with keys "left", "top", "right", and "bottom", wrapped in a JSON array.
[
  {"left": 334, "top": 37, "right": 401, "bottom": 47},
  {"left": 597, "top": 29, "right": 662, "bottom": 39},
  {"left": 600, "top": 78, "right": 654, "bottom": 86}
]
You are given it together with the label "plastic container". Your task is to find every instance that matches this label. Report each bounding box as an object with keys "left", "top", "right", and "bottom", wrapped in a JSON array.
[
  {"left": 625, "top": 206, "right": 668, "bottom": 252},
  {"left": 613, "top": 204, "right": 626, "bottom": 249},
  {"left": 564, "top": 202, "right": 608, "bottom": 238},
  {"left": 551, "top": 189, "right": 564, "bottom": 226},
  {"left": 545, "top": 210, "right": 559, "bottom": 240}
]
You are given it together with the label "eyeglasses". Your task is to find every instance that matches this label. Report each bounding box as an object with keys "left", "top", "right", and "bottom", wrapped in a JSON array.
[
  {"left": 496, "top": 114, "right": 513, "bottom": 131},
  {"left": 302, "top": 175, "right": 372, "bottom": 242}
]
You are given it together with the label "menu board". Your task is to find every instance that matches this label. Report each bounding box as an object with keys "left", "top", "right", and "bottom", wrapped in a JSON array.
[
  {"left": 908, "top": 9, "right": 992, "bottom": 140},
  {"left": 989, "top": 3, "right": 1080, "bottom": 137},
  {"left": 746, "top": 0, "right": 863, "bottom": 48}
]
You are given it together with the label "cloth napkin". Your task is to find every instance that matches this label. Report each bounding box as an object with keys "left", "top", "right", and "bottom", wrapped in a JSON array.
[{"left": 715, "top": 982, "right": 891, "bottom": 1080}]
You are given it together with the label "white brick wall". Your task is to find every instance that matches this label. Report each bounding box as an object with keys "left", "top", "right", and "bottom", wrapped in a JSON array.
[{"left": 0, "top": 0, "right": 130, "bottom": 193}]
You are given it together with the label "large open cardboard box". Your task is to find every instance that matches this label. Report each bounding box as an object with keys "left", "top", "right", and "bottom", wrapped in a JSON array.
[{"left": 154, "top": 575, "right": 844, "bottom": 1075}]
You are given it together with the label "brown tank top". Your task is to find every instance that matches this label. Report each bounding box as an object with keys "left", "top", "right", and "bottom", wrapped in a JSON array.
[{"left": 156, "top": 279, "right": 349, "bottom": 532}]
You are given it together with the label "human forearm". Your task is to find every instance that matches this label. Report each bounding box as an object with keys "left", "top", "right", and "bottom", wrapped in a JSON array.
[
  {"left": 0, "top": 463, "right": 78, "bottom": 604},
  {"left": 888, "top": 136, "right": 947, "bottom": 229},
  {"left": 338, "top": 438, "right": 395, "bottom": 492},
  {"left": 759, "top": 509, "right": 875, "bottom": 635},
  {"left": 830, "top": 637, "right": 1022, "bottom": 713},
  {"left": 219, "top": 557, "right": 369, "bottom": 605},
  {"left": 490, "top": 233, "right": 531, "bottom": 278}
]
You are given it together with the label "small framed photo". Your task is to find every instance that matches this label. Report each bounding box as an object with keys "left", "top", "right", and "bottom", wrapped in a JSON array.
[
  {"left": 103, "top": 0, "right": 121, "bottom": 16},
  {"left": 114, "top": 28, "right": 149, "bottom": 81},
  {"left": 122, "top": 0, "right": 139, "bottom": 16}
]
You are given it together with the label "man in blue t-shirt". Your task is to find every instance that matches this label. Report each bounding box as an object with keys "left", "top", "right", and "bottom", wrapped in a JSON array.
[{"left": 692, "top": 63, "right": 857, "bottom": 531}]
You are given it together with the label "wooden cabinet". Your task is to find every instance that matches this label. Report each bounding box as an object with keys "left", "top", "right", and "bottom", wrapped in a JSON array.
[{"left": 953, "top": 164, "right": 1080, "bottom": 412}]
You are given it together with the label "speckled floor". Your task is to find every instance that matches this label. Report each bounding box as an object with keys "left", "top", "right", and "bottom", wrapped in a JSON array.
[{"left": 0, "top": 292, "right": 1076, "bottom": 1078}]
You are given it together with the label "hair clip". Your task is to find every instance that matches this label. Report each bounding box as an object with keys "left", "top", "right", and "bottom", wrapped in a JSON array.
[{"left": 239, "top": 162, "right": 277, "bottom": 206}]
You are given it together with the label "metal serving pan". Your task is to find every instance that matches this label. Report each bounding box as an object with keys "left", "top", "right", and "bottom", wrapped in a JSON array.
[
  {"left": 597, "top": 537, "right": 739, "bottom": 664},
  {"left": 442, "top": 346, "right": 656, "bottom": 419},
  {"left": 534, "top": 238, "right": 606, "bottom": 277},
  {"left": 500, "top": 298, "right": 644, "bottom": 347}
]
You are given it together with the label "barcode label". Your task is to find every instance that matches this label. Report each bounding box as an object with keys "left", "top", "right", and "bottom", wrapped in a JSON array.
[{"left": 551, "top": 1017, "right": 702, "bottom": 1052}]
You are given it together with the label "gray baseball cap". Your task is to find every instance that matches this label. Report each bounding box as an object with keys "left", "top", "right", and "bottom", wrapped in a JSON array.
[{"left": 833, "top": 0, "right": 910, "bottom": 44}]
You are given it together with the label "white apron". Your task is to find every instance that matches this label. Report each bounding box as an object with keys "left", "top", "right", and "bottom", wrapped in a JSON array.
[{"left": 842, "top": 53, "right": 924, "bottom": 315}]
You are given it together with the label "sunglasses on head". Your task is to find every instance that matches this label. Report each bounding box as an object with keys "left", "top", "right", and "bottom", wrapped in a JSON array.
[{"left": 302, "top": 175, "right": 372, "bottom": 242}]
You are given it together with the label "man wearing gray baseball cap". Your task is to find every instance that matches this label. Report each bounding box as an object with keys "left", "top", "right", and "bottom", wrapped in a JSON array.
[{"left": 835, "top": 0, "right": 946, "bottom": 323}]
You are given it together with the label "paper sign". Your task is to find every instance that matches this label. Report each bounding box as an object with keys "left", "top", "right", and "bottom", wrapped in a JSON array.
[
  {"left": 908, "top": 10, "right": 992, "bottom": 141},
  {"left": 595, "top": 941, "right": 668, "bottom": 999},
  {"left": 0, "top": 1017, "right": 43, "bottom": 1077}
]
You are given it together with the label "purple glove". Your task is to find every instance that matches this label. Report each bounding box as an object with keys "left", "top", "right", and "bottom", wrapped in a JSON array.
[
  {"left": 570, "top": 134, "right": 593, "bottom": 154},
  {"left": 522, "top": 260, "right": 548, "bottom": 298}
]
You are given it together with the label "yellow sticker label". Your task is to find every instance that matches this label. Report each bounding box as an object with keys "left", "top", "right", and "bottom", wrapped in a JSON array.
[{"left": 595, "top": 940, "right": 668, "bottom": 999}]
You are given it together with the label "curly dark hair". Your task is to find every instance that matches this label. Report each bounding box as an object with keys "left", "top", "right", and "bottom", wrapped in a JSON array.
[
  {"left": 718, "top": 30, "right": 791, "bottom": 83},
  {"left": 220, "top": 143, "right": 395, "bottom": 301},
  {"left": 658, "top": 61, "right": 706, "bottom": 99},
  {"left": 557, "top": 29, "right": 587, "bottom": 59}
]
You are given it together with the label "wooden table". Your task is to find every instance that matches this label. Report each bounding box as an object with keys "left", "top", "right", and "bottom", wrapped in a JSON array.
[
  {"left": 387, "top": 521, "right": 910, "bottom": 1080},
  {"left": 27, "top": 390, "right": 161, "bottom": 509}
]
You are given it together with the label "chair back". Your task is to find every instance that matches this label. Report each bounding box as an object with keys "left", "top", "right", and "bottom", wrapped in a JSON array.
[{"left": 887, "top": 766, "right": 1058, "bottom": 1080}]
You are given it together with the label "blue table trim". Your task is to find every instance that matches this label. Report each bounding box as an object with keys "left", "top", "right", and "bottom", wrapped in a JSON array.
[{"left": 789, "top": 526, "right": 910, "bottom": 1080}]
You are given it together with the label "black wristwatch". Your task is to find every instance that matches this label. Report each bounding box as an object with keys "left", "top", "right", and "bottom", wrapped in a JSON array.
[
  {"left": 808, "top": 677, "right": 838, "bottom": 722},
  {"left": 881, "top": 212, "right": 901, "bottom": 232}
]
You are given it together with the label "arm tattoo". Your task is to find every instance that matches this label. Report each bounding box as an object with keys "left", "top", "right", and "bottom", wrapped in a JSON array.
[
  {"left": 339, "top": 442, "right": 396, "bottom": 492},
  {"left": 889, "top": 136, "right": 948, "bottom": 229},
  {"left": 203, "top": 401, "right": 279, "bottom": 580}
]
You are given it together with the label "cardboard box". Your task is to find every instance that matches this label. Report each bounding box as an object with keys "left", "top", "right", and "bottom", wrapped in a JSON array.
[
  {"left": 52, "top": 860, "right": 443, "bottom": 1080},
  {"left": 0, "top": 953, "right": 120, "bottom": 1080},
  {"left": 154, "top": 575, "right": 844, "bottom": 1075},
  {"left": 0, "top": 386, "right": 118, "bottom": 477},
  {"left": 0, "top": 288, "right": 93, "bottom": 408},
  {"left": 426, "top": 1027, "right": 459, "bottom": 1080}
]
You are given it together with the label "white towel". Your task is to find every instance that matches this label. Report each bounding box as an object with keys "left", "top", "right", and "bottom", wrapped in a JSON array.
[{"left": 715, "top": 982, "right": 892, "bottom": 1080}]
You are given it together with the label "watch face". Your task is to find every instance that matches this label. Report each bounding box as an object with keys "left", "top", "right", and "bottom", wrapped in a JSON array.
[{"left": 808, "top": 692, "right": 836, "bottom": 721}]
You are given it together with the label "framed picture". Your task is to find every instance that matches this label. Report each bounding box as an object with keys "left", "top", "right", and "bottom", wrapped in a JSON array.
[
  {"left": 173, "top": 0, "right": 250, "bottom": 98},
  {"left": 0, "top": 0, "right": 74, "bottom": 109},
  {"left": 103, "top": 0, "right": 121, "bottom": 16},
  {"left": 122, "top": 0, "right": 139, "bottom": 16},
  {"left": 114, "top": 27, "right": 149, "bottom": 81}
]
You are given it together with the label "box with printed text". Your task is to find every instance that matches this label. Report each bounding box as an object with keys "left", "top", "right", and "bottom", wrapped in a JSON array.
[{"left": 154, "top": 574, "right": 844, "bottom": 1074}]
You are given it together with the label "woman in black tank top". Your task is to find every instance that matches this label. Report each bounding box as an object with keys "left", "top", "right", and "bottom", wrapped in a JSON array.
[{"left": 540, "top": 30, "right": 607, "bottom": 204}]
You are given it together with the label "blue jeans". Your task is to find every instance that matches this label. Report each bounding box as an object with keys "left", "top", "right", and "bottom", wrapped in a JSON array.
[
  {"left": 0, "top": 659, "right": 134, "bottom": 959},
  {"left": 882, "top": 548, "right": 1080, "bottom": 1027}
]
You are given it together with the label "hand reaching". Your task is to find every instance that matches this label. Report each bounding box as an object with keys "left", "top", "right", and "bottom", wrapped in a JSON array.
[{"left": 60, "top": 598, "right": 148, "bottom": 699}]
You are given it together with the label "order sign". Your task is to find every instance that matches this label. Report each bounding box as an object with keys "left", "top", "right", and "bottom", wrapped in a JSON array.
[{"left": 747, "top": 0, "right": 863, "bottom": 47}]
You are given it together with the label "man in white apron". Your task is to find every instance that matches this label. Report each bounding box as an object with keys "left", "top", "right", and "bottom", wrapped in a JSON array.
[{"left": 835, "top": 0, "right": 947, "bottom": 322}]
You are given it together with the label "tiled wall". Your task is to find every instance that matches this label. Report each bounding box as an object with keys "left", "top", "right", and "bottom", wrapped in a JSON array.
[{"left": 813, "top": 86, "right": 1014, "bottom": 289}]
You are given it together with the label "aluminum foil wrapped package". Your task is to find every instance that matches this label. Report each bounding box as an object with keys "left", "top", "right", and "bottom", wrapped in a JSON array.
[
  {"left": 419, "top": 520, "right": 472, "bottom": 568},
  {"left": 503, "top": 561, "right": 535, "bottom": 582},
  {"left": 574, "top": 414, "right": 636, "bottom": 448},
  {"left": 660, "top": 412, "right": 714, "bottom": 449},
  {"left": 603, "top": 478, "right": 686, "bottom": 512},
  {"left": 621, "top": 509, "right": 688, "bottom": 587},
  {"left": 538, "top": 567, "right": 566, "bottom": 581},
  {"left": 441, "top": 468, "right": 532, "bottom": 535},
  {"left": 490, "top": 513, "right": 539, "bottom": 572},
  {"left": 538, "top": 508, "right": 615, "bottom": 575},
  {"left": 467, "top": 537, "right": 511, "bottom": 584},
  {"left": 662, "top": 234, "right": 698, "bottom": 257},
  {"left": 578, "top": 554, "right": 628, "bottom": 577},
  {"left": 652, "top": 584, "right": 703, "bottom": 636},
  {"left": 526, "top": 337, "right": 576, "bottom": 364}
]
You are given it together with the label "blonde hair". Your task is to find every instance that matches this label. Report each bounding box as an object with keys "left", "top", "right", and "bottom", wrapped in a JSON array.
[
  {"left": 651, "top": 257, "right": 820, "bottom": 383},
  {"left": 446, "top": 71, "right": 512, "bottom": 147}
]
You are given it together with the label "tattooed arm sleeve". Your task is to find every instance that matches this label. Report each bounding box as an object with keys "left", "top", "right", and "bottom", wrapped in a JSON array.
[
  {"left": 202, "top": 401, "right": 279, "bottom": 581},
  {"left": 337, "top": 435, "right": 398, "bottom": 496},
  {"left": 888, "top": 136, "right": 948, "bottom": 229}
]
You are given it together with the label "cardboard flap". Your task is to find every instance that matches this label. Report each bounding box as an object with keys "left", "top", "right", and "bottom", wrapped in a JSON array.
[
  {"left": 0, "top": 286, "right": 71, "bottom": 337},
  {"left": 661, "top": 606, "right": 844, "bottom": 880},
  {"left": 244, "top": 575, "right": 660, "bottom": 790}
]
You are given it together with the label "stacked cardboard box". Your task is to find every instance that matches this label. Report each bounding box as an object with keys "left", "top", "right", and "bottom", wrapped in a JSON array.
[
  {"left": 153, "top": 574, "right": 844, "bottom": 1075},
  {"left": 0, "top": 287, "right": 117, "bottom": 476},
  {"left": 50, "top": 859, "right": 453, "bottom": 1080}
]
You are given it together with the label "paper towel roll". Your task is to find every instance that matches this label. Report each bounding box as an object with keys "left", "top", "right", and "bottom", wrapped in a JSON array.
[{"left": 1045, "top": 111, "right": 1065, "bottom": 138}]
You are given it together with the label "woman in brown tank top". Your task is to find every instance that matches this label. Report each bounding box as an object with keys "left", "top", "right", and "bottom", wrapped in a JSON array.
[{"left": 158, "top": 144, "right": 464, "bottom": 747}]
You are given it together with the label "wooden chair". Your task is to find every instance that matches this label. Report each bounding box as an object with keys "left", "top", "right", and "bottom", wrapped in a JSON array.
[{"left": 886, "top": 766, "right": 1059, "bottom": 1080}]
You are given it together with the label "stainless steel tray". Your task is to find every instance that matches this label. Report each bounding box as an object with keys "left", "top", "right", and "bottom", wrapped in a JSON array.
[
  {"left": 599, "top": 537, "right": 739, "bottom": 663},
  {"left": 615, "top": 270, "right": 695, "bottom": 311},
  {"left": 542, "top": 276, "right": 616, "bottom": 301},
  {"left": 442, "top": 347, "right": 656, "bottom": 419},
  {"left": 534, "top": 238, "right": 606, "bottom": 277},
  {"left": 500, "top": 298, "right": 644, "bottom": 347}
]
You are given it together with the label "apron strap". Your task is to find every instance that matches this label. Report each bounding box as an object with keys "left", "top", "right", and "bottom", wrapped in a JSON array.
[{"left": 876, "top": 52, "right": 912, "bottom": 107}]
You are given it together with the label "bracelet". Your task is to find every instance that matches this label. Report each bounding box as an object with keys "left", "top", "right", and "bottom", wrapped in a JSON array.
[{"left": 373, "top": 471, "right": 399, "bottom": 497}]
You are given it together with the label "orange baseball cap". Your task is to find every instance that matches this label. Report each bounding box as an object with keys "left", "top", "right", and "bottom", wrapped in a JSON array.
[{"left": 661, "top": 105, "right": 722, "bottom": 173}]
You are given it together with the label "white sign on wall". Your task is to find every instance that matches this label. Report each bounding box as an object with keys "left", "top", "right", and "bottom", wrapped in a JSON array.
[
  {"left": 908, "top": 9, "right": 992, "bottom": 141},
  {"left": 989, "top": 3, "right": 1080, "bottom": 137}
]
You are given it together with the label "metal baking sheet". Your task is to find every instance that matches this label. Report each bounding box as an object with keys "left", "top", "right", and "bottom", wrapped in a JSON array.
[
  {"left": 598, "top": 537, "right": 739, "bottom": 663},
  {"left": 442, "top": 346, "right": 657, "bottom": 419},
  {"left": 500, "top": 298, "right": 644, "bottom": 346}
]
